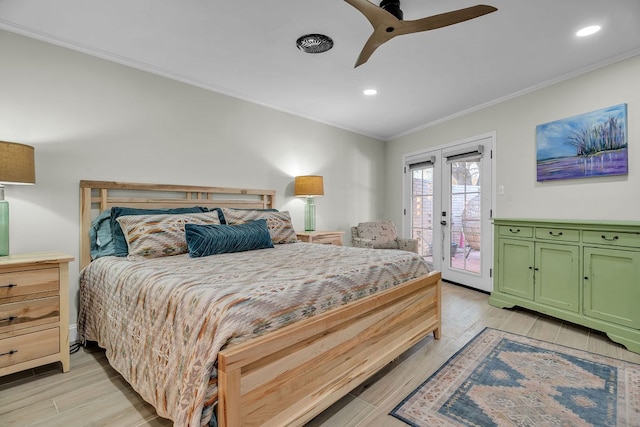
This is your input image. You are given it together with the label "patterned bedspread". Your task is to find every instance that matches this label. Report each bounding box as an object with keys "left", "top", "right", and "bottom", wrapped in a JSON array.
[{"left": 78, "top": 243, "right": 430, "bottom": 426}]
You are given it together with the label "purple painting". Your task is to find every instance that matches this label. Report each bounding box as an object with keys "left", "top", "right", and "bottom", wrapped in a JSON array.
[{"left": 536, "top": 104, "right": 628, "bottom": 182}]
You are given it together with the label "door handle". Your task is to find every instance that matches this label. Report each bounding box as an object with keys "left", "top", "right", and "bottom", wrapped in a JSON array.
[{"left": 440, "top": 220, "right": 447, "bottom": 226}]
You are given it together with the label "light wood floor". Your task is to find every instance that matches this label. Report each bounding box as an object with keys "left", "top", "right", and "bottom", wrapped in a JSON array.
[{"left": 2, "top": 281, "right": 639, "bottom": 426}]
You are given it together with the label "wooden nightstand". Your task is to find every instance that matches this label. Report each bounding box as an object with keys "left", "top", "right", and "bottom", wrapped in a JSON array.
[
  {"left": 296, "top": 231, "right": 344, "bottom": 246},
  {"left": 0, "top": 252, "right": 74, "bottom": 377}
]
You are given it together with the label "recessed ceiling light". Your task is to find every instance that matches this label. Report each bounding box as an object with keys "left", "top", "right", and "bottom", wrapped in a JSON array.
[
  {"left": 363, "top": 89, "right": 377, "bottom": 96},
  {"left": 576, "top": 25, "right": 601, "bottom": 37}
]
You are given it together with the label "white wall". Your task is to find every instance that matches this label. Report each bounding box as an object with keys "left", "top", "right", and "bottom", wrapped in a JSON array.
[
  {"left": 385, "top": 55, "right": 640, "bottom": 230},
  {"left": 0, "top": 30, "right": 386, "bottom": 327}
]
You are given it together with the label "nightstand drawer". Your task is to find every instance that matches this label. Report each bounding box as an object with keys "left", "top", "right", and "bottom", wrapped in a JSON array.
[
  {"left": 296, "top": 231, "right": 344, "bottom": 246},
  {"left": 0, "top": 327, "right": 59, "bottom": 369},
  {"left": 312, "top": 234, "right": 342, "bottom": 245},
  {"left": 0, "top": 267, "right": 59, "bottom": 301},
  {"left": 0, "top": 296, "right": 60, "bottom": 334},
  {"left": 0, "top": 253, "right": 72, "bottom": 376}
]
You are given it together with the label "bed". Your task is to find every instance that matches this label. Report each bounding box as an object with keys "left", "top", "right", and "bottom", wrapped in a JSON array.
[{"left": 78, "top": 180, "right": 441, "bottom": 426}]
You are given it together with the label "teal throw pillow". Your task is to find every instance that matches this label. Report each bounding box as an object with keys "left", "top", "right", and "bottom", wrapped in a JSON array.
[
  {"left": 185, "top": 219, "right": 274, "bottom": 258},
  {"left": 90, "top": 209, "right": 115, "bottom": 259}
]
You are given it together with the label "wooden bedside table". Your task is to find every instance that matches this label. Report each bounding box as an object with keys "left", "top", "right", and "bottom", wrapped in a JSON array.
[
  {"left": 296, "top": 231, "right": 344, "bottom": 246},
  {"left": 0, "top": 252, "right": 74, "bottom": 377}
]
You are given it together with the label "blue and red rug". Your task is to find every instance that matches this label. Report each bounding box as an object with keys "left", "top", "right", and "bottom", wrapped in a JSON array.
[{"left": 391, "top": 328, "right": 640, "bottom": 426}]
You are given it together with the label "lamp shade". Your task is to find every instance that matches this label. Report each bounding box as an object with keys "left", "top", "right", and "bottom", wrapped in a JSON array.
[
  {"left": 0, "top": 141, "right": 36, "bottom": 185},
  {"left": 294, "top": 175, "right": 324, "bottom": 197},
  {"left": 0, "top": 141, "right": 35, "bottom": 256}
]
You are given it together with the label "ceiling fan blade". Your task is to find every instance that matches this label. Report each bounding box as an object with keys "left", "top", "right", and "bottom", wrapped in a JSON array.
[
  {"left": 354, "top": 28, "right": 396, "bottom": 67},
  {"left": 398, "top": 5, "right": 497, "bottom": 36},
  {"left": 343, "top": 0, "right": 399, "bottom": 29},
  {"left": 345, "top": 1, "right": 497, "bottom": 67},
  {"left": 345, "top": 0, "right": 400, "bottom": 67}
]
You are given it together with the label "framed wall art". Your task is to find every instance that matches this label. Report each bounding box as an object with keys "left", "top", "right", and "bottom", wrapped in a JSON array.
[{"left": 536, "top": 103, "right": 628, "bottom": 182}]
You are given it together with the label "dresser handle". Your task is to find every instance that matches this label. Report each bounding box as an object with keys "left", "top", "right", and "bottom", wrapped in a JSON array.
[
  {"left": 549, "top": 231, "right": 563, "bottom": 237},
  {"left": 0, "top": 283, "right": 17, "bottom": 289},
  {"left": 601, "top": 235, "right": 619, "bottom": 241},
  {"left": 0, "top": 315, "right": 17, "bottom": 323},
  {"left": 0, "top": 350, "right": 18, "bottom": 357},
  {"left": 509, "top": 228, "right": 520, "bottom": 233}
]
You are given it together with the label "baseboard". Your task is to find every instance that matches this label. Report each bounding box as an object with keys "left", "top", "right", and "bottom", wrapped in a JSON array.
[{"left": 69, "top": 324, "right": 79, "bottom": 343}]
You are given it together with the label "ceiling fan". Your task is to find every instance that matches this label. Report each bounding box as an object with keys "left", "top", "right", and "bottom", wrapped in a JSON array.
[{"left": 344, "top": 0, "right": 497, "bottom": 67}]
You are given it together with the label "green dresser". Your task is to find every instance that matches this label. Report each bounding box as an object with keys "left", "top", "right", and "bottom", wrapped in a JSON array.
[{"left": 490, "top": 219, "right": 640, "bottom": 353}]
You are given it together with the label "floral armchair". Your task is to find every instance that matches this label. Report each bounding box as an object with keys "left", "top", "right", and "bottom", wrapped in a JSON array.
[{"left": 350, "top": 220, "right": 419, "bottom": 253}]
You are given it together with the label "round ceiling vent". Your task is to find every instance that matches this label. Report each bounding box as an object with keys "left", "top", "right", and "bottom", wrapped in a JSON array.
[{"left": 296, "top": 34, "right": 334, "bottom": 54}]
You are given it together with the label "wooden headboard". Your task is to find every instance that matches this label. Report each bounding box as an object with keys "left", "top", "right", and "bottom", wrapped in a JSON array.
[{"left": 79, "top": 180, "right": 276, "bottom": 269}]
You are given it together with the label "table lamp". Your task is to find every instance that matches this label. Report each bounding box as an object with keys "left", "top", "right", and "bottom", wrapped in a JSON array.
[
  {"left": 294, "top": 175, "right": 324, "bottom": 232},
  {"left": 0, "top": 141, "right": 36, "bottom": 256}
]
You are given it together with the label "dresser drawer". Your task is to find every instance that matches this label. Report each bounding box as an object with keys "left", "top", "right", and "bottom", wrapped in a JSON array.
[
  {"left": 535, "top": 227, "right": 580, "bottom": 242},
  {"left": 0, "top": 327, "right": 59, "bottom": 369},
  {"left": 0, "top": 267, "right": 59, "bottom": 301},
  {"left": 497, "top": 225, "right": 533, "bottom": 238},
  {"left": 583, "top": 230, "right": 640, "bottom": 248},
  {"left": 0, "top": 296, "right": 60, "bottom": 334}
]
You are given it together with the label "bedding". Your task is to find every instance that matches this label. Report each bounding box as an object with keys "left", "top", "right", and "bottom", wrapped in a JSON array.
[
  {"left": 78, "top": 242, "right": 430, "bottom": 426},
  {"left": 90, "top": 207, "right": 221, "bottom": 259}
]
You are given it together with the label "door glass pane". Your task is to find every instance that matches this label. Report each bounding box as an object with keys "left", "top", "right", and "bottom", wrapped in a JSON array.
[
  {"left": 410, "top": 167, "right": 434, "bottom": 264},
  {"left": 450, "top": 161, "right": 481, "bottom": 274}
]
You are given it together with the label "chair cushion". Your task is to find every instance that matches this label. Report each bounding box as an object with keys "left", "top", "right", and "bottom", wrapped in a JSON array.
[{"left": 356, "top": 221, "right": 399, "bottom": 249}]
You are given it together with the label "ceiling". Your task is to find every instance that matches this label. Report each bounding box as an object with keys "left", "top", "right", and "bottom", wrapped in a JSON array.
[{"left": 1, "top": 0, "right": 639, "bottom": 140}]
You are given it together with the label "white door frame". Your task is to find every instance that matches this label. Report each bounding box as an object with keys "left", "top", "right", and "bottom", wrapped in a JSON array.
[{"left": 402, "top": 131, "right": 496, "bottom": 292}]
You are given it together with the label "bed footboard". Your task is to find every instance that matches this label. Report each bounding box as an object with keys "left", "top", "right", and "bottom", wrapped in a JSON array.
[{"left": 217, "top": 270, "right": 441, "bottom": 426}]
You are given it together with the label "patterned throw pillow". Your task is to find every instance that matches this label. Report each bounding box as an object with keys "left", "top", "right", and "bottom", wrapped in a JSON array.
[
  {"left": 110, "top": 206, "right": 210, "bottom": 257},
  {"left": 217, "top": 208, "right": 278, "bottom": 224},
  {"left": 116, "top": 211, "right": 222, "bottom": 260},
  {"left": 356, "top": 220, "right": 399, "bottom": 249},
  {"left": 220, "top": 208, "right": 298, "bottom": 244},
  {"left": 185, "top": 220, "right": 274, "bottom": 257}
]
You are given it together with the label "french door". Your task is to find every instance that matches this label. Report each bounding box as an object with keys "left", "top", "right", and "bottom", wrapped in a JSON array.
[{"left": 404, "top": 135, "right": 494, "bottom": 292}]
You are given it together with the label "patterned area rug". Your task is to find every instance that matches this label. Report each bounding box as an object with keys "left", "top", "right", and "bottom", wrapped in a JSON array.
[{"left": 391, "top": 328, "right": 640, "bottom": 426}]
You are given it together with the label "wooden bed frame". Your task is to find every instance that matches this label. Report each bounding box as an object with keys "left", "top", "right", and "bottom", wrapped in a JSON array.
[{"left": 79, "top": 180, "right": 442, "bottom": 426}]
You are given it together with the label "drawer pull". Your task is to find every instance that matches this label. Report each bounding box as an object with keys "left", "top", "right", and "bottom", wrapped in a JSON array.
[
  {"left": 0, "top": 283, "right": 17, "bottom": 289},
  {"left": 549, "top": 231, "right": 563, "bottom": 237},
  {"left": 0, "top": 349, "right": 18, "bottom": 357},
  {"left": 0, "top": 315, "right": 17, "bottom": 323},
  {"left": 601, "top": 235, "right": 619, "bottom": 242},
  {"left": 509, "top": 228, "right": 521, "bottom": 233}
]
